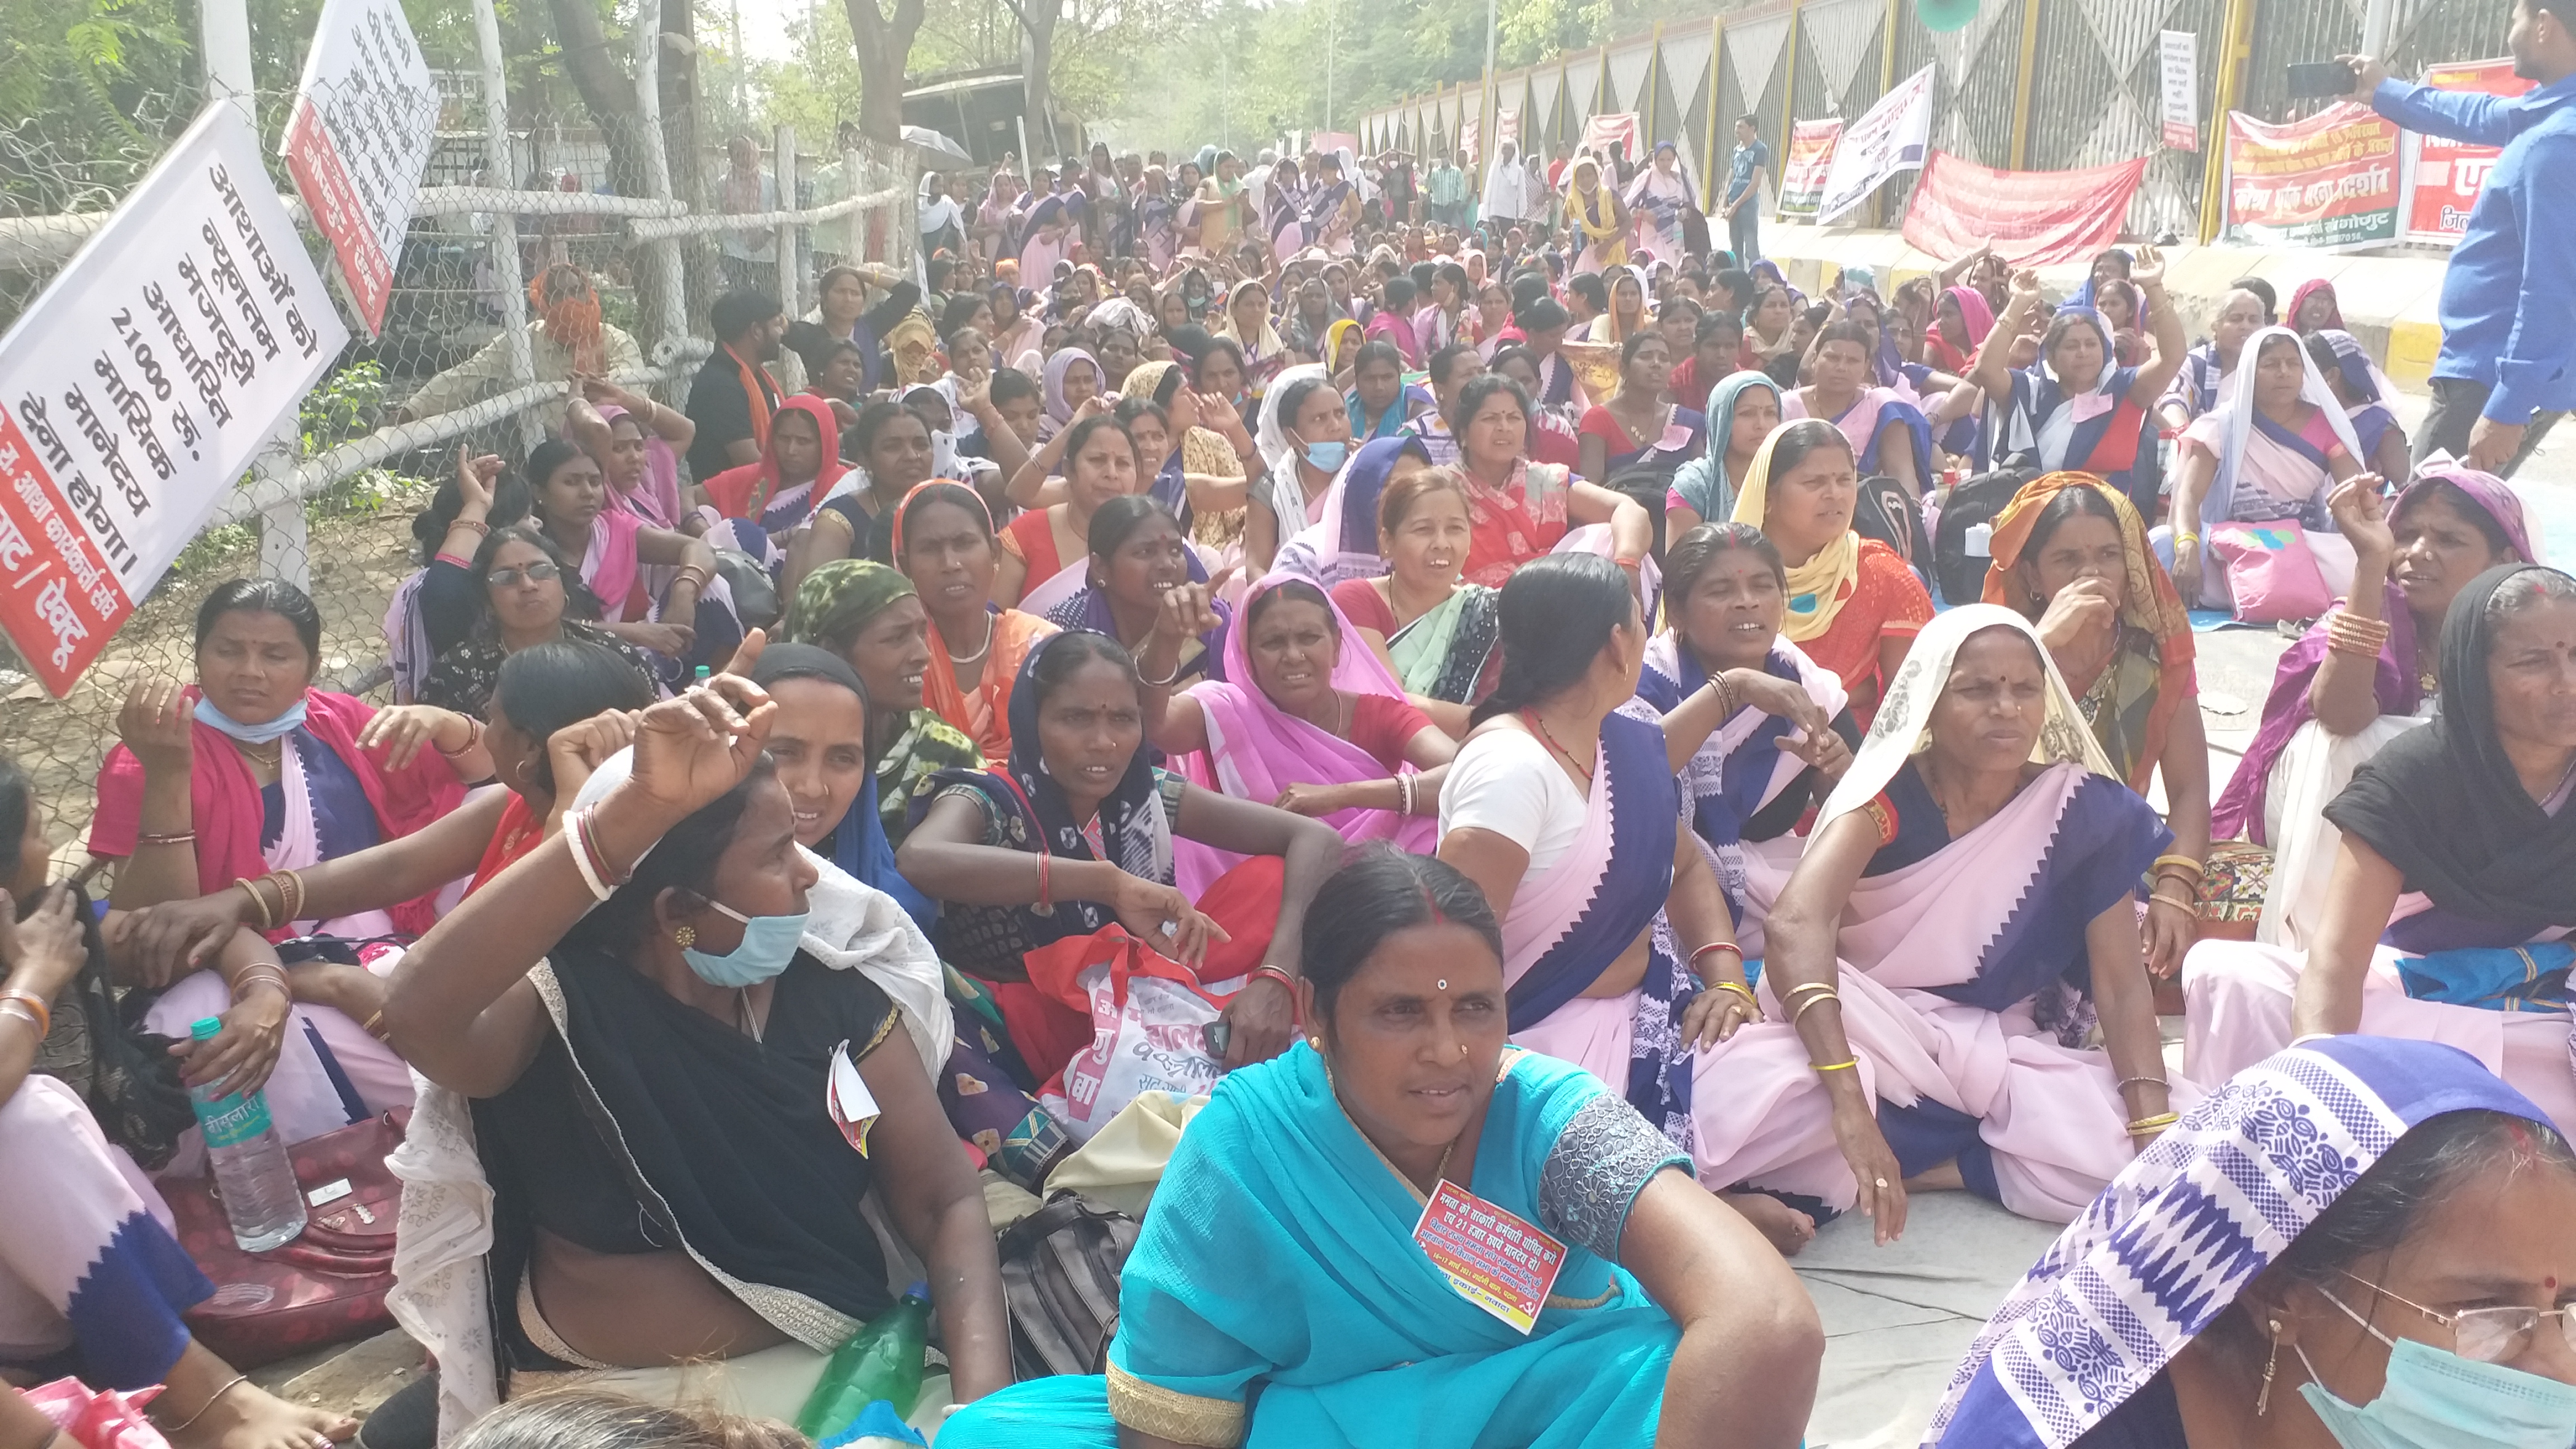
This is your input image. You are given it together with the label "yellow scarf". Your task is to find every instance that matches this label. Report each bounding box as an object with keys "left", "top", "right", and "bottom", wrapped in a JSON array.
[
  {"left": 1729, "top": 424, "right": 1859, "bottom": 643},
  {"left": 1568, "top": 170, "right": 1628, "bottom": 266}
]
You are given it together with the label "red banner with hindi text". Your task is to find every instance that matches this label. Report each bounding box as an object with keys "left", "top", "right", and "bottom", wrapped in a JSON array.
[{"left": 1901, "top": 151, "right": 2147, "bottom": 267}]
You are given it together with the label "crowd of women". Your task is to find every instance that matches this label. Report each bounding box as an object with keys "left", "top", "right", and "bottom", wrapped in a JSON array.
[{"left": 5, "top": 152, "right": 2574, "bottom": 1449}]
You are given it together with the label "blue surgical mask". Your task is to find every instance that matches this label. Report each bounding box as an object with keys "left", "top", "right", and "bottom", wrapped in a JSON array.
[
  {"left": 1300, "top": 438, "right": 1349, "bottom": 473},
  {"left": 193, "top": 695, "right": 309, "bottom": 745},
  {"left": 681, "top": 899, "right": 811, "bottom": 988},
  {"left": 2298, "top": 1293, "right": 2576, "bottom": 1449}
]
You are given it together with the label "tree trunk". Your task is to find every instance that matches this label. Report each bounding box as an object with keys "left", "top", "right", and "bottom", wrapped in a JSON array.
[
  {"left": 543, "top": 0, "right": 650, "bottom": 199},
  {"left": 658, "top": 0, "right": 714, "bottom": 323},
  {"left": 1016, "top": 0, "right": 1063, "bottom": 160},
  {"left": 845, "top": 0, "right": 926, "bottom": 145}
]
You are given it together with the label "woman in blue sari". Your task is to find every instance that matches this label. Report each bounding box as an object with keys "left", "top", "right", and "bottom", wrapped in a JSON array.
[{"left": 939, "top": 847, "right": 1822, "bottom": 1449}]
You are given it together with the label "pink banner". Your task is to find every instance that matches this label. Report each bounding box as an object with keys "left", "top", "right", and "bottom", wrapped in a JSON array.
[{"left": 1902, "top": 150, "right": 2148, "bottom": 267}]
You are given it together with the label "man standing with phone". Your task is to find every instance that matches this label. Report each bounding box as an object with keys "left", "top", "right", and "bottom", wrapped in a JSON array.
[{"left": 2350, "top": 0, "right": 2576, "bottom": 475}]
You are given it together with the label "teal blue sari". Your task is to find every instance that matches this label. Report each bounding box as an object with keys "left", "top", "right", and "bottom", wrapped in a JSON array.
[{"left": 940, "top": 1043, "right": 1686, "bottom": 1448}]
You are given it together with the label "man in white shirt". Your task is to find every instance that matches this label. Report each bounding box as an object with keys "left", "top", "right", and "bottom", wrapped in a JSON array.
[{"left": 1481, "top": 140, "right": 1534, "bottom": 236}]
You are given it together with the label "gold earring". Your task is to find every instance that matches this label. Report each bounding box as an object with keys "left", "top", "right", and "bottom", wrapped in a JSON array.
[
  {"left": 2257, "top": 1319, "right": 2282, "bottom": 1416},
  {"left": 673, "top": 925, "right": 697, "bottom": 949}
]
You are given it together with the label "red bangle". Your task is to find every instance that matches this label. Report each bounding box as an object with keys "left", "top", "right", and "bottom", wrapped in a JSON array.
[
  {"left": 1248, "top": 965, "right": 1301, "bottom": 1022},
  {"left": 1690, "top": 942, "right": 1745, "bottom": 965},
  {"left": 1034, "top": 852, "right": 1051, "bottom": 908}
]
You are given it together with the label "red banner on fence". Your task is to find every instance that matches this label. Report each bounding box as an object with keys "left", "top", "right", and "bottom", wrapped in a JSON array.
[
  {"left": 2403, "top": 59, "right": 2531, "bottom": 245},
  {"left": 1777, "top": 120, "right": 1841, "bottom": 219},
  {"left": 2221, "top": 102, "right": 2402, "bottom": 250},
  {"left": 1901, "top": 151, "right": 2148, "bottom": 267}
]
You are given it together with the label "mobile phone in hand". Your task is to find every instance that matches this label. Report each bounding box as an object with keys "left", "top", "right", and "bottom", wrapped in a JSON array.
[{"left": 2286, "top": 60, "right": 2357, "bottom": 98}]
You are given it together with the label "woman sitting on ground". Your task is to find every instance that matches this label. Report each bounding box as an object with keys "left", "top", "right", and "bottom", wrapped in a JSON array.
[
  {"left": 1666, "top": 371, "right": 1783, "bottom": 534},
  {"left": 2308, "top": 328, "right": 2412, "bottom": 483},
  {"left": 1968, "top": 252, "right": 2185, "bottom": 519},
  {"left": 883, "top": 483, "right": 1058, "bottom": 765},
  {"left": 1119, "top": 359, "right": 1252, "bottom": 542},
  {"left": 1037, "top": 348, "right": 1104, "bottom": 444},
  {"left": 898, "top": 632, "right": 1343, "bottom": 1083},
  {"left": 2163, "top": 327, "right": 2367, "bottom": 610},
  {"left": 1578, "top": 332, "right": 1708, "bottom": 491},
  {"left": 1983, "top": 473, "right": 2209, "bottom": 981},
  {"left": 694, "top": 396, "right": 848, "bottom": 571},
  {"left": 782, "top": 561, "right": 981, "bottom": 844},
  {"left": 523, "top": 439, "right": 733, "bottom": 674},
  {"left": 391, "top": 451, "right": 533, "bottom": 702},
  {"left": 1782, "top": 323, "right": 1927, "bottom": 499},
  {"left": 1632, "top": 524, "right": 1853, "bottom": 951},
  {"left": 385, "top": 680, "right": 1011, "bottom": 1432},
  {"left": 2154, "top": 287, "right": 2268, "bottom": 434},
  {"left": 419, "top": 526, "right": 664, "bottom": 722},
  {"left": 1694, "top": 607, "right": 2182, "bottom": 1231},
  {"left": 1486, "top": 345, "right": 1585, "bottom": 472},
  {"left": 996, "top": 414, "right": 1141, "bottom": 614},
  {"left": 1344, "top": 339, "right": 1420, "bottom": 441},
  {"left": 1327, "top": 460, "right": 1501, "bottom": 737},
  {"left": 2209, "top": 464, "right": 2536, "bottom": 946},
  {"left": 938, "top": 847, "right": 1825, "bottom": 1449},
  {"left": 1145, "top": 574, "right": 1455, "bottom": 851},
  {"left": 1930, "top": 1036, "right": 2576, "bottom": 1449},
  {"left": 1727, "top": 420, "right": 1933, "bottom": 728},
  {"left": 1452, "top": 375, "right": 1655, "bottom": 589},
  {"left": 1246, "top": 372, "right": 1356, "bottom": 578},
  {"left": 562, "top": 373, "right": 694, "bottom": 531},
  {"left": 1044, "top": 497, "right": 1231, "bottom": 686},
  {"left": 2187, "top": 564, "right": 2576, "bottom": 1137},
  {"left": 788, "top": 401, "right": 944, "bottom": 595}
]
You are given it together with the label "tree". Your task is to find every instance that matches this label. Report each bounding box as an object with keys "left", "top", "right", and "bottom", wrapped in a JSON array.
[
  {"left": 844, "top": 0, "right": 927, "bottom": 143},
  {"left": 992, "top": 0, "right": 1063, "bottom": 158}
]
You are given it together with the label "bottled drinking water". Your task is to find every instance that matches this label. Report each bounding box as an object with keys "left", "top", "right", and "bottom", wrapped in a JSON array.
[{"left": 184, "top": 1016, "right": 308, "bottom": 1252}]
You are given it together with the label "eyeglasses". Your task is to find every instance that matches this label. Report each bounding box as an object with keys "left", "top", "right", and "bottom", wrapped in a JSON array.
[
  {"left": 487, "top": 561, "right": 562, "bottom": 589},
  {"left": 2337, "top": 1272, "right": 2576, "bottom": 1365}
]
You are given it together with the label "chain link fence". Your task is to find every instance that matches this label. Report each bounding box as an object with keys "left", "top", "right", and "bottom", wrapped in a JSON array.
[{"left": 0, "top": 32, "right": 915, "bottom": 858}]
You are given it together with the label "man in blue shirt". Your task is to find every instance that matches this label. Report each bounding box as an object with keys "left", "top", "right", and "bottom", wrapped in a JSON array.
[
  {"left": 2354, "top": 0, "right": 2575, "bottom": 476},
  {"left": 1723, "top": 115, "right": 1773, "bottom": 266}
]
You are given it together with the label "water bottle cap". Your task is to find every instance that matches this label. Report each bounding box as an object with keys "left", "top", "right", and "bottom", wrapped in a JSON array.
[
  {"left": 191, "top": 1016, "right": 225, "bottom": 1041},
  {"left": 905, "top": 1280, "right": 931, "bottom": 1301},
  {"left": 693, "top": 665, "right": 712, "bottom": 680}
]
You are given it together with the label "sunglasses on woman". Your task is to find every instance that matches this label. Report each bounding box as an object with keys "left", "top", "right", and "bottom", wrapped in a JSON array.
[{"left": 487, "top": 561, "right": 562, "bottom": 589}]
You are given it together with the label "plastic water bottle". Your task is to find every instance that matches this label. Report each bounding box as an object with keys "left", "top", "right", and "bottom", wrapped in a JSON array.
[
  {"left": 794, "top": 1282, "right": 932, "bottom": 1441},
  {"left": 184, "top": 1017, "right": 308, "bottom": 1252}
]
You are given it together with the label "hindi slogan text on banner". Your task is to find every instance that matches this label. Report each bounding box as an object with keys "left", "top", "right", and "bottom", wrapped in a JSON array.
[
  {"left": 1580, "top": 113, "right": 1640, "bottom": 163},
  {"left": 2159, "top": 31, "right": 2200, "bottom": 149},
  {"left": 280, "top": 0, "right": 437, "bottom": 336},
  {"left": 2402, "top": 59, "right": 2532, "bottom": 245},
  {"left": 2221, "top": 102, "right": 2402, "bottom": 250},
  {"left": 1816, "top": 63, "right": 1938, "bottom": 222},
  {"left": 0, "top": 103, "right": 349, "bottom": 697},
  {"left": 1777, "top": 120, "right": 1843, "bottom": 219},
  {"left": 1902, "top": 151, "right": 2149, "bottom": 267}
]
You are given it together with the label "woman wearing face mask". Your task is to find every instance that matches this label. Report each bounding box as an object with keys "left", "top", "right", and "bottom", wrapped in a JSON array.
[
  {"left": 1246, "top": 372, "right": 1353, "bottom": 577},
  {"left": 2162, "top": 328, "right": 2369, "bottom": 612},
  {"left": 1055, "top": 496, "right": 1230, "bottom": 685},
  {"left": 524, "top": 439, "right": 731, "bottom": 673},
  {"left": 2189, "top": 565, "right": 2576, "bottom": 1135},
  {"left": 420, "top": 527, "right": 665, "bottom": 723},
  {"left": 1970, "top": 253, "right": 2186, "bottom": 520},
  {"left": 1931, "top": 1037, "right": 2576, "bottom": 1449},
  {"left": 386, "top": 680, "right": 1014, "bottom": 1428},
  {"left": 696, "top": 396, "right": 848, "bottom": 570},
  {"left": 781, "top": 560, "right": 981, "bottom": 845},
  {"left": 1145, "top": 574, "right": 1455, "bottom": 851},
  {"left": 997, "top": 413, "right": 1142, "bottom": 613},
  {"left": 1666, "top": 371, "right": 1783, "bottom": 534},
  {"left": 2209, "top": 466, "right": 2537, "bottom": 945}
]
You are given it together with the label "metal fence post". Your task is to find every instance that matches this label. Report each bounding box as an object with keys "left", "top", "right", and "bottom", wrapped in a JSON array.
[
  {"left": 634, "top": 0, "right": 690, "bottom": 375},
  {"left": 1779, "top": 0, "right": 1803, "bottom": 159},
  {"left": 845, "top": 146, "right": 866, "bottom": 264},
  {"left": 2007, "top": 0, "right": 2048, "bottom": 170},
  {"left": 2199, "top": 0, "right": 2260, "bottom": 244},
  {"left": 1704, "top": 16, "right": 1725, "bottom": 212},
  {"left": 471, "top": 0, "right": 538, "bottom": 451},
  {"left": 774, "top": 125, "right": 799, "bottom": 318}
]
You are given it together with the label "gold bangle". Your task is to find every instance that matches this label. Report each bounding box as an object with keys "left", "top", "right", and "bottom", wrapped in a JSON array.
[
  {"left": 2149, "top": 891, "right": 2198, "bottom": 912},
  {"left": 1812, "top": 1058, "right": 1859, "bottom": 1073},
  {"left": 234, "top": 878, "right": 276, "bottom": 931},
  {"left": 1791, "top": 991, "right": 1842, "bottom": 1025},
  {"left": 2151, "top": 854, "right": 2203, "bottom": 881},
  {"left": 1779, "top": 981, "right": 1838, "bottom": 1003},
  {"left": 1711, "top": 980, "right": 1758, "bottom": 1006},
  {"left": 2125, "top": 1111, "right": 2181, "bottom": 1137}
]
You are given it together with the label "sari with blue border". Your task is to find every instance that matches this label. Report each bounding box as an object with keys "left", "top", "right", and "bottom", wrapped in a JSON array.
[{"left": 936, "top": 1043, "right": 1687, "bottom": 1449}]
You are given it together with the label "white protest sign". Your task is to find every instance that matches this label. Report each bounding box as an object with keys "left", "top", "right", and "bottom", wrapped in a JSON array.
[
  {"left": 0, "top": 103, "right": 349, "bottom": 697},
  {"left": 1816, "top": 64, "right": 1937, "bottom": 223},
  {"left": 2160, "top": 31, "right": 2200, "bottom": 150},
  {"left": 281, "top": 0, "right": 439, "bottom": 334}
]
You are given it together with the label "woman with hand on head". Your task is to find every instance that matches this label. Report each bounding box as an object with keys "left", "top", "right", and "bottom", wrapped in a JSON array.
[
  {"left": 898, "top": 631, "right": 1344, "bottom": 1083},
  {"left": 997, "top": 412, "right": 1143, "bottom": 613},
  {"left": 562, "top": 373, "right": 694, "bottom": 532},
  {"left": 1929, "top": 1036, "right": 2576, "bottom": 1449},
  {"left": 2189, "top": 565, "right": 2576, "bottom": 1135},
  {"left": 1666, "top": 371, "right": 1782, "bottom": 534},
  {"left": 1983, "top": 474, "right": 2209, "bottom": 983},
  {"left": 1119, "top": 359, "right": 1251, "bottom": 544},
  {"left": 386, "top": 677, "right": 1012, "bottom": 1430},
  {"left": 2209, "top": 464, "right": 2538, "bottom": 945},
  {"left": 419, "top": 525, "right": 664, "bottom": 723},
  {"left": 524, "top": 438, "right": 732, "bottom": 672},
  {"left": 1971, "top": 248, "right": 2185, "bottom": 519},
  {"left": 939, "top": 847, "right": 1824, "bottom": 1449},
  {"left": 1702, "top": 607, "right": 2184, "bottom": 1235},
  {"left": 394, "top": 448, "right": 533, "bottom": 702},
  {"left": 1145, "top": 575, "right": 1454, "bottom": 850},
  {"left": 2161, "top": 326, "right": 2367, "bottom": 611}
]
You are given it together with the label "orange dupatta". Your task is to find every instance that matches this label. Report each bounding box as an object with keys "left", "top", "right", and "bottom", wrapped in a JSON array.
[{"left": 891, "top": 480, "right": 1061, "bottom": 762}]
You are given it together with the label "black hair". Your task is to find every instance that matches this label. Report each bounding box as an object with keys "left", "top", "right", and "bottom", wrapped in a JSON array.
[
  {"left": 1380, "top": 276, "right": 1419, "bottom": 312},
  {"left": 1060, "top": 414, "right": 1134, "bottom": 480},
  {"left": 1619, "top": 330, "right": 1669, "bottom": 367},
  {"left": 447, "top": 1386, "right": 810, "bottom": 1449},
  {"left": 848, "top": 400, "right": 920, "bottom": 459},
  {"left": 1275, "top": 375, "right": 1336, "bottom": 435},
  {"left": 1426, "top": 343, "right": 1481, "bottom": 391},
  {"left": 1188, "top": 337, "right": 1246, "bottom": 388},
  {"left": 1027, "top": 629, "right": 1138, "bottom": 713},
  {"left": 1244, "top": 577, "right": 1336, "bottom": 638},
  {"left": 415, "top": 471, "right": 532, "bottom": 566},
  {"left": 496, "top": 640, "right": 655, "bottom": 794},
  {"left": 2392, "top": 477, "right": 2518, "bottom": 561},
  {"left": 709, "top": 288, "right": 783, "bottom": 342},
  {"left": 1518, "top": 296, "right": 1570, "bottom": 333},
  {"left": 1665, "top": 522, "right": 1786, "bottom": 609},
  {"left": 525, "top": 438, "right": 595, "bottom": 512},
  {"left": 195, "top": 578, "right": 322, "bottom": 663},
  {"left": 1113, "top": 396, "right": 1169, "bottom": 437},
  {"left": 1697, "top": 311, "right": 1745, "bottom": 345},
  {"left": 2090, "top": 247, "right": 2132, "bottom": 277},
  {"left": 1450, "top": 372, "right": 1532, "bottom": 442},
  {"left": 897, "top": 480, "right": 993, "bottom": 555},
  {"left": 1486, "top": 343, "right": 1539, "bottom": 382},
  {"left": 1763, "top": 418, "right": 1855, "bottom": 491},
  {"left": 565, "top": 754, "right": 782, "bottom": 955},
  {"left": 938, "top": 291, "right": 989, "bottom": 338},
  {"left": 1509, "top": 271, "right": 1551, "bottom": 313},
  {"left": 0, "top": 754, "right": 30, "bottom": 882},
  {"left": 1299, "top": 845, "right": 1504, "bottom": 1021},
  {"left": 2020, "top": 481, "right": 2125, "bottom": 568},
  {"left": 1086, "top": 493, "right": 1180, "bottom": 561},
  {"left": 1661, "top": 295, "right": 1703, "bottom": 324},
  {"left": 1351, "top": 340, "right": 1405, "bottom": 378},
  {"left": 470, "top": 523, "right": 600, "bottom": 624},
  {"left": 749, "top": 639, "right": 871, "bottom": 707},
  {"left": 1407, "top": 261, "right": 1437, "bottom": 292},
  {"left": 1762, "top": 352, "right": 1802, "bottom": 389},
  {"left": 2228, "top": 274, "right": 2279, "bottom": 321},
  {"left": 1434, "top": 262, "right": 1469, "bottom": 296},
  {"left": 1568, "top": 273, "right": 1610, "bottom": 312},
  {"left": 1472, "top": 552, "right": 1633, "bottom": 726},
  {"left": 989, "top": 367, "right": 1039, "bottom": 408},
  {"left": 1736, "top": 113, "right": 1761, "bottom": 130},
  {"left": 1815, "top": 320, "right": 1874, "bottom": 356}
]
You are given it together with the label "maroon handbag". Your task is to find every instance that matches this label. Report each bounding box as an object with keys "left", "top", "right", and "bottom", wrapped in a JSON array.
[{"left": 164, "top": 1109, "right": 408, "bottom": 1370}]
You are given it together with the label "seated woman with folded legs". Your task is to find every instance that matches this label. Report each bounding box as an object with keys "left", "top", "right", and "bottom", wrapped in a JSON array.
[
  {"left": 938, "top": 847, "right": 1825, "bottom": 1449},
  {"left": 2187, "top": 565, "right": 2576, "bottom": 1136},
  {"left": 898, "top": 631, "right": 1344, "bottom": 1083},
  {"left": 1929, "top": 1036, "right": 2576, "bottom": 1449},
  {"left": 384, "top": 680, "right": 1010, "bottom": 1435},
  {"left": 1694, "top": 606, "right": 2182, "bottom": 1230},
  {"left": 1045, "top": 498, "right": 1231, "bottom": 686}
]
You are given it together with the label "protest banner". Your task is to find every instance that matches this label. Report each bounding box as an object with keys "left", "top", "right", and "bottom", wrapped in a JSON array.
[
  {"left": 2159, "top": 31, "right": 2199, "bottom": 149},
  {"left": 1777, "top": 119, "right": 1841, "bottom": 219},
  {"left": 1580, "top": 113, "right": 1640, "bottom": 163},
  {"left": 1902, "top": 151, "right": 2148, "bottom": 266},
  {"left": 2220, "top": 102, "right": 2402, "bottom": 250},
  {"left": 0, "top": 103, "right": 349, "bottom": 697},
  {"left": 2402, "top": 58, "right": 2532, "bottom": 245},
  {"left": 1816, "top": 63, "right": 1936, "bottom": 222},
  {"left": 280, "top": 0, "right": 438, "bottom": 335}
]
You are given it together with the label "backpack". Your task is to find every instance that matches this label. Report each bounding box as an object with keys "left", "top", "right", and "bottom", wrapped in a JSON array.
[
  {"left": 996, "top": 1190, "right": 1142, "bottom": 1379},
  {"left": 1849, "top": 474, "right": 1934, "bottom": 588},
  {"left": 1932, "top": 466, "right": 2039, "bottom": 607}
]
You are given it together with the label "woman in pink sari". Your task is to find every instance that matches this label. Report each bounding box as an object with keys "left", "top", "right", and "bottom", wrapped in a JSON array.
[
  {"left": 1145, "top": 573, "right": 1453, "bottom": 853},
  {"left": 1691, "top": 605, "right": 2184, "bottom": 1236}
]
